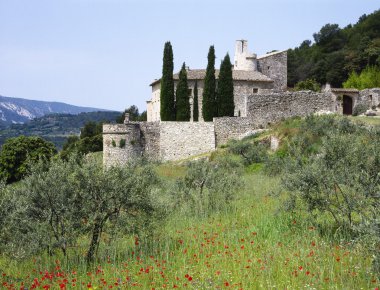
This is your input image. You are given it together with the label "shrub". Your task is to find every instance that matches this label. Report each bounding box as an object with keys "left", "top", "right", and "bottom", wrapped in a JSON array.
[
  {"left": 343, "top": 66, "right": 380, "bottom": 89},
  {"left": 0, "top": 156, "right": 163, "bottom": 264},
  {"left": 227, "top": 139, "right": 268, "bottom": 165},
  {"left": 353, "top": 104, "right": 369, "bottom": 116},
  {"left": 294, "top": 79, "right": 321, "bottom": 92},
  {"left": 282, "top": 129, "right": 380, "bottom": 273},
  {"left": 173, "top": 158, "right": 243, "bottom": 217}
]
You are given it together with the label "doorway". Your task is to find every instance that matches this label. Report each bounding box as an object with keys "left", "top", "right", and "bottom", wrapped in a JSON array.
[{"left": 343, "top": 95, "right": 353, "bottom": 115}]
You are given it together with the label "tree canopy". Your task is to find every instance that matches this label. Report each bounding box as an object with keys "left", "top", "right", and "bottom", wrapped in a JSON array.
[
  {"left": 217, "top": 53, "right": 234, "bottom": 117},
  {"left": 116, "top": 105, "right": 147, "bottom": 123},
  {"left": 288, "top": 9, "right": 380, "bottom": 88},
  {"left": 0, "top": 136, "right": 57, "bottom": 183},
  {"left": 202, "top": 46, "right": 217, "bottom": 121},
  {"left": 175, "top": 63, "right": 190, "bottom": 121},
  {"left": 343, "top": 65, "right": 380, "bottom": 89},
  {"left": 193, "top": 81, "right": 199, "bottom": 122},
  {"left": 160, "top": 42, "right": 175, "bottom": 121}
]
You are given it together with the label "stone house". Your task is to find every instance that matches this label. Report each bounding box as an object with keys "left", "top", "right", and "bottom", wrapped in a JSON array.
[
  {"left": 146, "top": 40, "right": 287, "bottom": 122},
  {"left": 103, "top": 39, "right": 380, "bottom": 167}
]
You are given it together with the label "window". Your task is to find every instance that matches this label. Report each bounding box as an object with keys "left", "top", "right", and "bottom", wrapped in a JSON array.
[
  {"left": 252, "top": 88, "right": 258, "bottom": 94},
  {"left": 188, "top": 89, "right": 192, "bottom": 96}
]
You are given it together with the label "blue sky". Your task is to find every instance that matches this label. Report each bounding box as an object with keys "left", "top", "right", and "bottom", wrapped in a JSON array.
[{"left": 0, "top": 0, "right": 378, "bottom": 111}]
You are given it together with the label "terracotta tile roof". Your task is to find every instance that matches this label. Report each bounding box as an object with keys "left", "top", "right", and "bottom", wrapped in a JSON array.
[{"left": 150, "top": 69, "right": 273, "bottom": 86}]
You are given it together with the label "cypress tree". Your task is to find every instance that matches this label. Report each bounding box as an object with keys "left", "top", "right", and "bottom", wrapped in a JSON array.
[
  {"left": 202, "top": 45, "right": 216, "bottom": 121},
  {"left": 160, "top": 41, "right": 175, "bottom": 121},
  {"left": 217, "top": 53, "right": 235, "bottom": 117},
  {"left": 176, "top": 63, "right": 190, "bottom": 121},
  {"left": 193, "top": 81, "right": 199, "bottom": 121}
]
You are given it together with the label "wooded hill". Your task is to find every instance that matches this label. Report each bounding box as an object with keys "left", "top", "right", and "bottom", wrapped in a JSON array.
[
  {"left": 0, "top": 111, "right": 120, "bottom": 149},
  {"left": 287, "top": 9, "right": 380, "bottom": 87}
]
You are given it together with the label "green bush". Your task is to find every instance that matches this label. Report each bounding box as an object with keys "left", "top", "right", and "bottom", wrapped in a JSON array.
[
  {"left": 282, "top": 126, "right": 380, "bottom": 273},
  {"left": 0, "top": 156, "right": 163, "bottom": 264},
  {"left": 353, "top": 103, "right": 369, "bottom": 116},
  {"left": 294, "top": 79, "right": 321, "bottom": 92},
  {"left": 343, "top": 66, "right": 380, "bottom": 89},
  {"left": 173, "top": 157, "right": 243, "bottom": 217},
  {"left": 0, "top": 136, "right": 57, "bottom": 183},
  {"left": 227, "top": 139, "right": 268, "bottom": 165}
]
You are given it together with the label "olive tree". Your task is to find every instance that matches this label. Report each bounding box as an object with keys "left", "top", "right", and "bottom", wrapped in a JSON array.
[
  {"left": 0, "top": 155, "right": 162, "bottom": 264},
  {"left": 283, "top": 130, "right": 380, "bottom": 272}
]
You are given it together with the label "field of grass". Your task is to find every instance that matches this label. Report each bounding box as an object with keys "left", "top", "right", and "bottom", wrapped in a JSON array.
[
  {"left": 349, "top": 116, "right": 380, "bottom": 127},
  {"left": 1, "top": 169, "right": 378, "bottom": 289}
]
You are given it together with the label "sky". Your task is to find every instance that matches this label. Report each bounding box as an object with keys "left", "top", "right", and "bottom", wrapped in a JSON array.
[{"left": 0, "top": 0, "right": 379, "bottom": 112}]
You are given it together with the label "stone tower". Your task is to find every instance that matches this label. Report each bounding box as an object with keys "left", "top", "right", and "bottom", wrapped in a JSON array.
[{"left": 234, "top": 40, "right": 257, "bottom": 71}]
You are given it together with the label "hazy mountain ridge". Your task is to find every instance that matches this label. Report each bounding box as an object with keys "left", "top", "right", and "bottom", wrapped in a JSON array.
[
  {"left": 0, "top": 111, "right": 121, "bottom": 149},
  {"left": 0, "top": 95, "right": 107, "bottom": 126}
]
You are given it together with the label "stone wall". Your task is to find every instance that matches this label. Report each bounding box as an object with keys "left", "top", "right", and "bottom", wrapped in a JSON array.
[
  {"left": 358, "top": 88, "right": 380, "bottom": 109},
  {"left": 257, "top": 51, "right": 287, "bottom": 91},
  {"left": 103, "top": 124, "right": 143, "bottom": 168},
  {"left": 233, "top": 81, "right": 273, "bottom": 117},
  {"left": 214, "top": 117, "right": 261, "bottom": 146},
  {"left": 139, "top": 122, "right": 160, "bottom": 159},
  {"left": 159, "top": 122, "right": 215, "bottom": 161},
  {"left": 246, "top": 91, "right": 335, "bottom": 124}
]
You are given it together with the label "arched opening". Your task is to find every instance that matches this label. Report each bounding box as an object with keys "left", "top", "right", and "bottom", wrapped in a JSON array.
[{"left": 343, "top": 95, "right": 353, "bottom": 115}]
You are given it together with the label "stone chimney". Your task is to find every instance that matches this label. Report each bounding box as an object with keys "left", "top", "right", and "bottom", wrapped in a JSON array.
[
  {"left": 234, "top": 40, "right": 257, "bottom": 71},
  {"left": 124, "top": 113, "right": 130, "bottom": 124}
]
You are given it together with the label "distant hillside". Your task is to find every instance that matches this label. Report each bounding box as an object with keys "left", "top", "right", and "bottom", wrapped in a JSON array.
[
  {"left": 0, "top": 95, "right": 108, "bottom": 126},
  {"left": 288, "top": 9, "right": 380, "bottom": 87},
  {"left": 0, "top": 111, "right": 121, "bottom": 149}
]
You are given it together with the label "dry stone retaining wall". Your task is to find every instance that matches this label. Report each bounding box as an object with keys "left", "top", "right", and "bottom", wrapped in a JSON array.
[
  {"left": 246, "top": 91, "right": 335, "bottom": 124},
  {"left": 213, "top": 117, "right": 261, "bottom": 146},
  {"left": 159, "top": 122, "right": 215, "bottom": 161}
]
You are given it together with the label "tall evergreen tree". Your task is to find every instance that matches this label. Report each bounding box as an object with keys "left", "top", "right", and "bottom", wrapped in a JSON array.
[
  {"left": 202, "top": 45, "right": 217, "bottom": 121},
  {"left": 217, "top": 53, "right": 235, "bottom": 117},
  {"left": 193, "top": 81, "right": 199, "bottom": 121},
  {"left": 176, "top": 63, "right": 190, "bottom": 121},
  {"left": 160, "top": 42, "right": 175, "bottom": 121}
]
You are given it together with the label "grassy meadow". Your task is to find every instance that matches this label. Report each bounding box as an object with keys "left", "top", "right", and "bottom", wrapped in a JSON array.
[{"left": 1, "top": 115, "right": 380, "bottom": 289}]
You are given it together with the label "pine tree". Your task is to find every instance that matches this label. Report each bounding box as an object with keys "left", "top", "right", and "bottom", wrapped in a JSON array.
[
  {"left": 193, "top": 81, "right": 199, "bottom": 122},
  {"left": 160, "top": 42, "right": 175, "bottom": 121},
  {"left": 176, "top": 63, "right": 190, "bottom": 121},
  {"left": 202, "top": 46, "right": 217, "bottom": 121},
  {"left": 217, "top": 53, "right": 235, "bottom": 117}
]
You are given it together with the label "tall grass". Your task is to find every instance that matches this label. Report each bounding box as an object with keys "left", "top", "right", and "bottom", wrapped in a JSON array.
[{"left": 1, "top": 171, "right": 377, "bottom": 289}]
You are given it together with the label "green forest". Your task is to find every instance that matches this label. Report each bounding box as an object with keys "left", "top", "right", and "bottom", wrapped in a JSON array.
[{"left": 288, "top": 9, "right": 380, "bottom": 88}]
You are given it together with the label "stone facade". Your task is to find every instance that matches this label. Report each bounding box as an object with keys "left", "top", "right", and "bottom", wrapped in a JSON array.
[
  {"left": 103, "top": 124, "right": 143, "bottom": 168},
  {"left": 147, "top": 40, "right": 286, "bottom": 122},
  {"left": 257, "top": 51, "right": 288, "bottom": 91},
  {"left": 324, "top": 87, "right": 380, "bottom": 115},
  {"left": 104, "top": 88, "right": 380, "bottom": 167}
]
